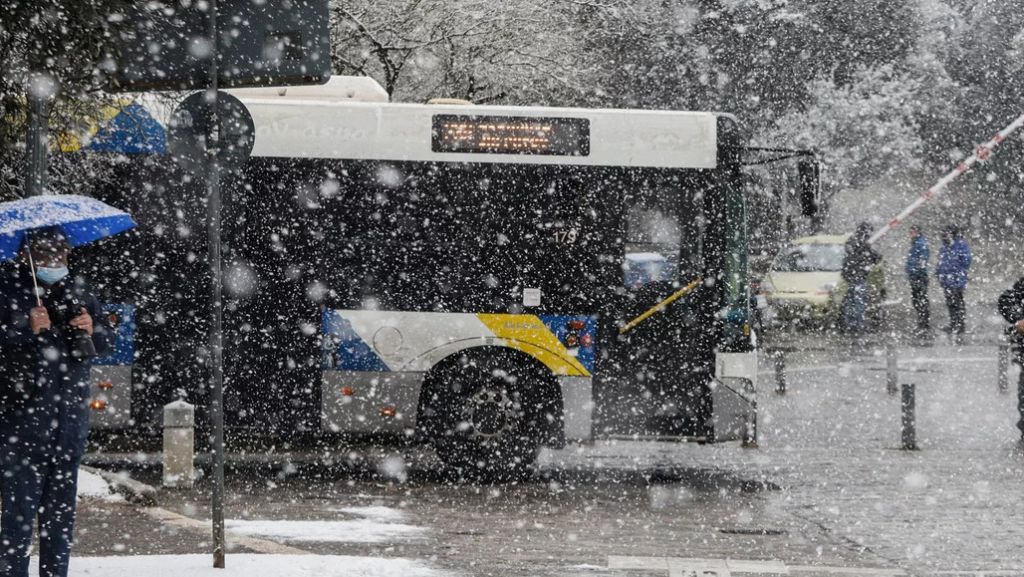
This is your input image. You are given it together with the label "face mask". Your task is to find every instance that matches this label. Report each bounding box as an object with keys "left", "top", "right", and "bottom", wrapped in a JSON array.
[{"left": 36, "top": 266, "right": 69, "bottom": 285}]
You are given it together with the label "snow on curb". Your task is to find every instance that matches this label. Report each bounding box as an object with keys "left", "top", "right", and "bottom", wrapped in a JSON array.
[
  {"left": 225, "top": 518, "right": 425, "bottom": 544},
  {"left": 62, "top": 554, "right": 450, "bottom": 576},
  {"left": 77, "top": 468, "right": 124, "bottom": 503},
  {"left": 225, "top": 506, "right": 425, "bottom": 544},
  {"left": 79, "top": 466, "right": 158, "bottom": 506},
  {"left": 332, "top": 506, "right": 408, "bottom": 523}
]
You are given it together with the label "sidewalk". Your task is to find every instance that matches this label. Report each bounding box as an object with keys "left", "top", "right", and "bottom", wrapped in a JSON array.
[{"left": 69, "top": 471, "right": 449, "bottom": 577}]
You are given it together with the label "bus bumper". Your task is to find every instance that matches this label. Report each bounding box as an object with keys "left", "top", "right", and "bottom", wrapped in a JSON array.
[
  {"left": 710, "top": 352, "right": 757, "bottom": 443},
  {"left": 559, "top": 376, "right": 593, "bottom": 442}
]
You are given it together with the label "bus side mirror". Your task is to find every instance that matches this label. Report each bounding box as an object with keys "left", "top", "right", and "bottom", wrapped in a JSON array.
[{"left": 797, "top": 159, "right": 820, "bottom": 217}]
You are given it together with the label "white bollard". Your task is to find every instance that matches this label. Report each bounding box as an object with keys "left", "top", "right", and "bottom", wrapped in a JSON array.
[{"left": 163, "top": 400, "right": 195, "bottom": 488}]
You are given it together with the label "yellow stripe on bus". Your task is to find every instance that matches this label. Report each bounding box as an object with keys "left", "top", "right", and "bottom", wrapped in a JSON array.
[{"left": 476, "top": 314, "right": 590, "bottom": 377}]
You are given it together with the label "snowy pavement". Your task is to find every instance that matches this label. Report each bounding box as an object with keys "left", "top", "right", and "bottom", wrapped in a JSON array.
[
  {"left": 64, "top": 339, "right": 1024, "bottom": 576},
  {"left": 65, "top": 471, "right": 449, "bottom": 576},
  {"left": 30, "top": 554, "right": 447, "bottom": 577}
]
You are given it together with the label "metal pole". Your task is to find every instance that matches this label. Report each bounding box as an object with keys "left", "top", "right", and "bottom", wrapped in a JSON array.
[
  {"left": 998, "top": 340, "right": 1010, "bottom": 395},
  {"left": 206, "top": 0, "right": 226, "bottom": 569},
  {"left": 25, "top": 77, "right": 49, "bottom": 197},
  {"left": 886, "top": 341, "right": 898, "bottom": 395},
  {"left": 773, "top": 350, "right": 786, "bottom": 394},
  {"left": 742, "top": 397, "right": 758, "bottom": 449},
  {"left": 900, "top": 383, "right": 916, "bottom": 450}
]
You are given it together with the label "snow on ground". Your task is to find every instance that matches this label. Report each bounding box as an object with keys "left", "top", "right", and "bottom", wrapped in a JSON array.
[
  {"left": 225, "top": 519, "right": 425, "bottom": 543},
  {"left": 76, "top": 469, "right": 124, "bottom": 503},
  {"left": 330, "top": 505, "right": 408, "bottom": 523},
  {"left": 39, "top": 554, "right": 448, "bottom": 577},
  {"left": 226, "top": 507, "right": 424, "bottom": 543}
]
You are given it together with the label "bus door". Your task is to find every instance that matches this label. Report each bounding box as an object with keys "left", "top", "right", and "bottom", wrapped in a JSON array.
[{"left": 595, "top": 169, "right": 718, "bottom": 439}]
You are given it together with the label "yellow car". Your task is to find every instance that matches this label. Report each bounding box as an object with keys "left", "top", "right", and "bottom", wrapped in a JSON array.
[{"left": 758, "top": 234, "right": 885, "bottom": 328}]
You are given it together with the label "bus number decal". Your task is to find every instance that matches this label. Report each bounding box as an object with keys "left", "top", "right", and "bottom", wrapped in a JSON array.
[{"left": 552, "top": 228, "right": 579, "bottom": 245}]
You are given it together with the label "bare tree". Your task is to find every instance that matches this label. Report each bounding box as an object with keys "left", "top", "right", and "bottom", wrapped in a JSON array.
[{"left": 330, "top": 0, "right": 596, "bottom": 105}]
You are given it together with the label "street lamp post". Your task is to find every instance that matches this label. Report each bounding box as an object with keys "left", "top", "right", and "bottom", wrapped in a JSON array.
[{"left": 25, "top": 74, "right": 51, "bottom": 197}]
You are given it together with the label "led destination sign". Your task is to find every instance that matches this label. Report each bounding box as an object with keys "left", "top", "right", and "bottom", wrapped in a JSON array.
[{"left": 432, "top": 115, "right": 590, "bottom": 156}]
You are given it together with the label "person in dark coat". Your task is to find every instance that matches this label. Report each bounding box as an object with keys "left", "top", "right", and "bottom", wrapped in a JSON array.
[
  {"left": 936, "top": 225, "right": 971, "bottom": 344},
  {"left": 0, "top": 228, "right": 113, "bottom": 577},
  {"left": 998, "top": 277, "right": 1024, "bottom": 440},
  {"left": 840, "top": 222, "right": 881, "bottom": 336},
  {"left": 905, "top": 225, "right": 931, "bottom": 338}
]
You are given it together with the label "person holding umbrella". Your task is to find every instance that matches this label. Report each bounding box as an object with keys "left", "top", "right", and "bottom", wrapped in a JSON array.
[{"left": 0, "top": 195, "right": 134, "bottom": 577}]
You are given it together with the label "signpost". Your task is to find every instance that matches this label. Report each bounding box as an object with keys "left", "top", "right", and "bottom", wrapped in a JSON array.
[
  {"left": 206, "top": 5, "right": 225, "bottom": 567},
  {"left": 108, "top": 0, "right": 331, "bottom": 92},
  {"left": 107, "top": 0, "right": 329, "bottom": 568},
  {"left": 168, "top": 91, "right": 255, "bottom": 174}
]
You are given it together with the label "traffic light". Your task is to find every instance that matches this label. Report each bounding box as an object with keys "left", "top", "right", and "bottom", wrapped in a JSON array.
[{"left": 797, "top": 159, "right": 820, "bottom": 217}]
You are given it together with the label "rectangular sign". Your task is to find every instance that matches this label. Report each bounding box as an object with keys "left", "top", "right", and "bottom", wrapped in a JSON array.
[
  {"left": 432, "top": 115, "right": 590, "bottom": 156},
  {"left": 108, "top": 0, "right": 330, "bottom": 92}
]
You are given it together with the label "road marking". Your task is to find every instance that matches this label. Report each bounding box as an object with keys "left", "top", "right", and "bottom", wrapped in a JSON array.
[
  {"left": 609, "top": 556, "right": 787, "bottom": 577},
  {"left": 610, "top": 557, "right": 1024, "bottom": 577},
  {"left": 788, "top": 565, "right": 904, "bottom": 575},
  {"left": 142, "top": 507, "right": 311, "bottom": 556}
]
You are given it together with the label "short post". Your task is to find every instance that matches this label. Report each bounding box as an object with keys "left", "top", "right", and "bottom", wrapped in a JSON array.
[
  {"left": 773, "top": 350, "right": 787, "bottom": 395},
  {"left": 900, "top": 383, "right": 917, "bottom": 450},
  {"left": 743, "top": 397, "right": 758, "bottom": 449},
  {"left": 163, "top": 400, "right": 195, "bottom": 488},
  {"left": 997, "top": 340, "right": 1010, "bottom": 395},
  {"left": 886, "top": 341, "right": 898, "bottom": 395}
]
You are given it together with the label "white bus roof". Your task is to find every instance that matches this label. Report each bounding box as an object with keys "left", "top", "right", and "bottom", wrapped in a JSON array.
[{"left": 232, "top": 81, "right": 720, "bottom": 169}]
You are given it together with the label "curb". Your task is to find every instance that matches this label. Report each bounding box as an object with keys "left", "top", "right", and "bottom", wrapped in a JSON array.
[{"left": 81, "top": 465, "right": 159, "bottom": 506}]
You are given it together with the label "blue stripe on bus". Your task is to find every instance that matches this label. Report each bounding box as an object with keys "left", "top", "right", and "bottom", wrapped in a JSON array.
[
  {"left": 320, "top": 310, "right": 389, "bottom": 372},
  {"left": 539, "top": 314, "right": 597, "bottom": 374},
  {"left": 94, "top": 303, "right": 135, "bottom": 366}
]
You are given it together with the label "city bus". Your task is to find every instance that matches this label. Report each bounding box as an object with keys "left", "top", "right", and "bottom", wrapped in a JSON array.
[{"left": 77, "top": 76, "right": 758, "bottom": 475}]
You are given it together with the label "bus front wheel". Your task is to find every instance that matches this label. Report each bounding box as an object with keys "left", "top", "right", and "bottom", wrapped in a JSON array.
[{"left": 426, "top": 351, "right": 546, "bottom": 480}]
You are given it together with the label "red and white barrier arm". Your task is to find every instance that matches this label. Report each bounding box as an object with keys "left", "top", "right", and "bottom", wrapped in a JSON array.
[{"left": 868, "top": 111, "right": 1024, "bottom": 245}]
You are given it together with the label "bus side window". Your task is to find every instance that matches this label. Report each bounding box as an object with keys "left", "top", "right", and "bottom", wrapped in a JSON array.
[
  {"left": 623, "top": 174, "right": 704, "bottom": 289},
  {"left": 624, "top": 205, "right": 680, "bottom": 288}
]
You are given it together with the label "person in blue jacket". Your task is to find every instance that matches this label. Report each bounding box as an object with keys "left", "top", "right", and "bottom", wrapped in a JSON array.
[
  {"left": 936, "top": 225, "right": 972, "bottom": 344},
  {"left": 0, "top": 228, "right": 113, "bottom": 577},
  {"left": 905, "top": 225, "right": 931, "bottom": 338}
]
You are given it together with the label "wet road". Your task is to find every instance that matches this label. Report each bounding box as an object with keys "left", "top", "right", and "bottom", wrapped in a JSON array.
[{"left": 78, "top": 340, "right": 1024, "bottom": 576}]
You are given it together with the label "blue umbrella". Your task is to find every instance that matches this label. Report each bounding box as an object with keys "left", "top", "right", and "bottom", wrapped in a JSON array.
[{"left": 0, "top": 194, "right": 136, "bottom": 261}]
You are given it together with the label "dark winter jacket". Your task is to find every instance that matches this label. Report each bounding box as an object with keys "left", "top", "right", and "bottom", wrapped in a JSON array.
[
  {"left": 0, "top": 267, "right": 113, "bottom": 459},
  {"left": 841, "top": 232, "right": 881, "bottom": 286},
  {"left": 936, "top": 239, "right": 971, "bottom": 289},
  {"left": 905, "top": 236, "right": 929, "bottom": 278},
  {"left": 999, "top": 277, "right": 1024, "bottom": 355},
  {"left": 998, "top": 277, "right": 1024, "bottom": 325}
]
